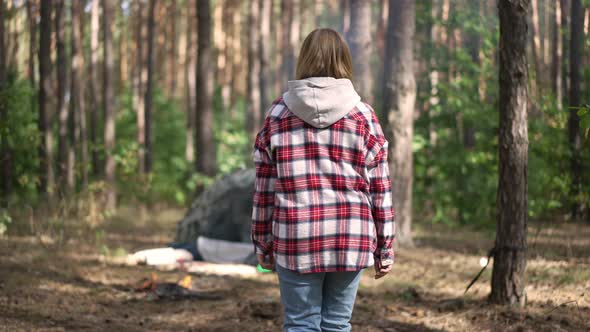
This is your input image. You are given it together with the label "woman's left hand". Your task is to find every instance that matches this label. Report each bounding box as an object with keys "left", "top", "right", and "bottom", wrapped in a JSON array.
[{"left": 257, "top": 252, "right": 275, "bottom": 270}]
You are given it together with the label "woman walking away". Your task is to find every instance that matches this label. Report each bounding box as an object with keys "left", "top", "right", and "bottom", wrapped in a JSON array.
[{"left": 251, "top": 28, "right": 395, "bottom": 332}]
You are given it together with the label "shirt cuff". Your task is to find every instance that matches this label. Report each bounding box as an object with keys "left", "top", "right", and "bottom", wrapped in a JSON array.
[
  {"left": 254, "top": 242, "right": 272, "bottom": 256},
  {"left": 374, "top": 248, "right": 394, "bottom": 266}
]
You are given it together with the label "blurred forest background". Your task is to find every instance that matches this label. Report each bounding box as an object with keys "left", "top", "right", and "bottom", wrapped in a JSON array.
[
  {"left": 1, "top": 0, "right": 590, "bottom": 330},
  {"left": 0, "top": 0, "right": 589, "bottom": 230}
]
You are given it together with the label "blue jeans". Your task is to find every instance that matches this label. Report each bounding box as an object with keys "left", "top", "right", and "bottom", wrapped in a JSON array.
[{"left": 275, "top": 264, "right": 363, "bottom": 332}]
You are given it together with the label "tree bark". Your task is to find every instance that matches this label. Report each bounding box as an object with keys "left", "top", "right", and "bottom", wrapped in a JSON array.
[
  {"left": 259, "top": 0, "right": 271, "bottom": 112},
  {"left": 247, "top": 0, "right": 261, "bottom": 143},
  {"left": 55, "top": 0, "right": 70, "bottom": 192},
  {"left": 552, "top": 0, "right": 563, "bottom": 110},
  {"left": 38, "top": 0, "right": 54, "bottom": 195},
  {"left": 568, "top": 0, "right": 583, "bottom": 220},
  {"left": 196, "top": 0, "right": 217, "bottom": 176},
  {"left": 25, "top": 0, "right": 36, "bottom": 85},
  {"left": 490, "top": 0, "right": 529, "bottom": 306},
  {"left": 103, "top": 0, "right": 116, "bottom": 210},
  {"left": 143, "top": 0, "right": 157, "bottom": 173},
  {"left": 71, "top": 0, "right": 87, "bottom": 189},
  {"left": 340, "top": 0, "right": 350, "bottom": 37},
  {"left": 185, "top": 0, "right": 196, "bottom": 164},
  {"left": 347, "top": 0, "right": 373, "bottom": 104},
  {"left": 133, "top": 0, "right": 146, "bottom": 174},
  {"left": 531, "top": 0, "right": 543, "bottom": 87},
  {"left": 0, "top": 0, "right": 9, "bottom": 199},
  {"left": 382, "top": 0, "right": 416, "bottom": 246},
  {"left": 90, "top": 0, "right": 101, "bottom": 177}
]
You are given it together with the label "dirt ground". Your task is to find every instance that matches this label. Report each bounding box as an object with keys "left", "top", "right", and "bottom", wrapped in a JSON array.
[{"left": 1, "top": 207, "right": 589, "bottom": 332}]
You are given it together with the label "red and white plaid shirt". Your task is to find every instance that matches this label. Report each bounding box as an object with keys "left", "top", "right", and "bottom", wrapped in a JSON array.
[{"left": 251, "top": 98, "right": 395, "bottom": 273}]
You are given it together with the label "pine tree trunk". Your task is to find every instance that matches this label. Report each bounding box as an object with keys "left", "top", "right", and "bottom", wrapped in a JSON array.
[
  {"left": 247, "top": 0, "right": 261, "bottom": 143},
  {"left": 552, "top": 0, "right": 563, "bottom": 110},
  {"left": 196, "top": 0, "right": 217, "bottom": 176},
  {"left": 340, "top": 0, "right": 350, "bottom": 37},
  {"left": 259, "top": 0, "right": 271, "bottom": 112},
  {"left": 0, "top": 0, "right": 9, "bottom": 199},
  {"left": 568, "top": 0, "right": 583, "bottom": 220},
  {"left": 531, "top": 0, "right": 542, "bottom": 90},
  {"left": 55, "top": 0, "right": 70, "bottom": 193},
  {"left": 185, "top": 0, "right": 196, "bottom": 164},
  {"left": 561, "top": 0, "right": 570, "bottom": 99},
  {"left": 103, "top": 0, "right": 117, "bottom": 210},
  {"left": 72, "top": 0, "right": 88, "bottom": 189},
  {"left": 38, "top": 0, "right": 54, "bottom": 195},
  {"left": 133, "top": 0, "right": 146, "bottom": 173},
  {"left": 25, "top": 0, "right": 36, "bottom": 85},
  {"left": 90, "top": 0, "right": 101, "bottom": 177},
  {"left": 347, "top": 0, "right": 373, "bottom": 103},
  {"left": 144, "top": 0, "right": 156, "bottom": 173},
  {"left": 382, "top": 0, "right": 416, "bottom": 246},
  {"left": 490, "top": 0, "right": 529, "bottom": 306}
]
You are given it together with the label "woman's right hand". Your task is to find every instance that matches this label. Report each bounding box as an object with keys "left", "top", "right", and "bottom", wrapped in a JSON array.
[{"left": 374, "top": 259, "right": 393, "bottom": 279}]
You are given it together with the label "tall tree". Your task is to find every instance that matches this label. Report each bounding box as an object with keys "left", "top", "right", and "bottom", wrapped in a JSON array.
[
  {"left": 143, "top": 0, "right": 157, "bottom": 173},
  {"left": 196, "top": 0, "right": 217, "bottom": 175},
  {"left": 185, "top": 0, "right": 196, "bottom": 164},
  {"left": 568, "top": 0, "right": 584, "bottom": 219},
  {"left": 382, "top": 0, "right": 416, "bottom": 246},
  {"left": 347, "top": 0, "right": 373, "bottom": 103},
  {"left": 340, "top": 0, "right": 350, "bottom": 37},
  {"left": 25, "top": 0, "right": 36, "bottom": 85},
  {"left": 259, "top": 0, "right": 272, "bottom": 112},
  {"left": 247, "top": 0, "right": 261, "bottom": 142},
  {"left": 103, "top": 0, "right": 116, "bottom": 210},
  {"left": 0, "top": 0, "right": 9, "bottom": 198},
  {"left": 90, "top": 0, "right": 101, "bottom": 176},
  {"left": 552, "top": 0, "right": 563, "bottom": 110},
  {"left": 71, "top": 0, "right": 88, "bottom": 188},
  {"left": 55, "top": 0, "right": 70, "bottom": 191},
  {"left": 38, "top": 0, "right": 54, "bottom": 195},
  {"left": 490, "top": 0, "right": 529, "bottom": 306}
]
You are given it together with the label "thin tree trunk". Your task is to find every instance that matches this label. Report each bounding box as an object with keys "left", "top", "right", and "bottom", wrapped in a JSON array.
[
  {"left": 279, "top": 0, "right": 290, "bottom": 92},
  {"left": 25, "top": 0, "right": 35, "bottom": 85},
  {"left": 259, "top": 0, "right": 271, "bottom": 112},
  {"left": 38, "top": 0, "right": 54, "bottom": 195},
  {"left": 143, "top": 0, "right": 156, "bottom": 173},
  {"left": 377, "top": 0, "right": 388, "bottom": 61},
  {"left": 347, "top": 0, "right": 373, "bottom": 104},
  {"left": 167, "top": 0, "right": 178, "bottom": 96},
  {"left": 133, "top": 0, "right": 146, "bottom": 173},
  {"left": 185, "top": 0, "right": 196, "bottom": 164},
  {"left": 0, "top": 0, "right": 10, "bottom": 199},
  {"left": 247, "top": 0, "right": 261, "bottom": 143},
  {"left": 90, "top": 0, "right": 101, "bottom": 177},
  {"left": 196, "top": 0, "right": 217, "bottom": 175},
  {"left": 55, "top": 0, "right": 70, "bottom": 192},
  {"left": 568, "top": 0, "right": 583, "bottom": 220},
  {"left": 561, "top": 0, "right": 570, "bottom": 101},
  {"left": 552, "top": 0, "right": 563, "bottom": 110},
  {"left": 103, "top": 0, "right": 116, "bottom": 210},
  {"left": 490, "top": 0, "right": 529, "bottom": 306},
  {"left": 340, "top": 0, "right": 350, "bottom": 37},
  {"left": 531, "top": 0, "right": 542, "bottom": 88},
  {"left": 382, "top": 0, "right": 416, "bottom": 246},
  {"left": 72, "top": 0, "right": 87, "bottom": 189}
]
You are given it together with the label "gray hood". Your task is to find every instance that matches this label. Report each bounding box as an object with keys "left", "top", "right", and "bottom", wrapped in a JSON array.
[{"left": 282, "top": 77, "right": 361, "bottom": 128}]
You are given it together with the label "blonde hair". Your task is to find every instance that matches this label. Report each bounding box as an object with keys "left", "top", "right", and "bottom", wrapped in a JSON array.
[{"left": 295, "top": 28, "right": 353, "bottom": 80}]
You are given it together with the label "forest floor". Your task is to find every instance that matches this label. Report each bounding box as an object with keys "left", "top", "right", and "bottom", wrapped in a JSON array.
[{"left": 1, "top": 206, "right": 589, "bottom": 332}]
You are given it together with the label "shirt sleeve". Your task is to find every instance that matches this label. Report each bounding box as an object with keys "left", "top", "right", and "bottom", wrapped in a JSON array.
[
  {"left": 364, "top": 114, "right": 395, "bottom": 266},
  {"left": 251, "top": 118, "right": 277, "bottom": 256}
]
